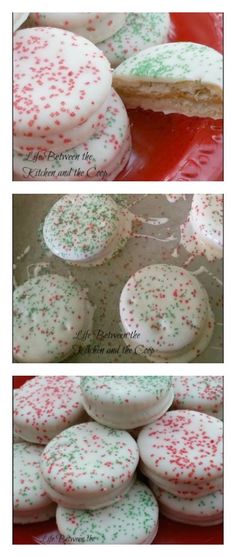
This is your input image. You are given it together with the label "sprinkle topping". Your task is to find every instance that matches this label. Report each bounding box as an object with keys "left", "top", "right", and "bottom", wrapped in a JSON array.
[
  {"left": 81, "top": 375, "right": 172, "bottom": 404},
  {"left": 56, "top": 481, "right": 158, "bottom": 544},
  {"left": 41, "top": 422, "right": 139, "bottom": 496},
  {"left": 98, "top": 13, "right": 170, "bottom": 66},
  {"left": 14, "top": 89, "right": 131, "bottom": 182},
  {"left": 13, "top": 27, "right": 111, "bottom": 137},
  {"left": 138, "top": 410, "right": 223, "bottom": 487},
  {"left": 14, "top": 442, "right": 52, "bottom": 512},
  {"left": 14, "top": 376, "right": 86, "bottom": 444},
  {"left": 13, "top": 273, "right": 94, "bottom": 363},
  {"left": 120, "top": 264, "right": 213, "bottom": 353},
  {"left": 113, "top": 42, "right": 223, "bottom": 88},
  {"left": 172, "top": 376, "right": 223, "bottom": 418},
  {"left": 43, "top": 195, "right": 120, "bottom": 261}
]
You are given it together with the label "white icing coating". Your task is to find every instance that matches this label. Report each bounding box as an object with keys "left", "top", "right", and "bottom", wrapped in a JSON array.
[
  {"left": 40, "top": 422, "right": 139, "bottom": 509},
  {"left": 29, "top": 13, "right": 127, "bottom": 43},
  {"left": 14, "top": 442, "right": 56, "bottom": 524},
  {"left": 172, "top": 376, "right": 223, "bottom": 419},
  {"left": 13, "top": 27, "right": 112, "bottom": 152},
  {"left": 56, "top": 481, "right": 159, "bottom": 544},
  {"left": 98, "top": 13, "right": 170, "bottom": 67},
  {"left": 138, "top": 410, "right": 223, "bottom": 499},
  {"left": 180, "top": 194, "right": 223, "bottom": 261},
  {"left": 43, "top": 194, "right": 134, "bottom": 266},
  {"left": 119, "top": 264, "right": 214, "bottom": 363},
  {"left": 13, "top": 274, "right": 94, "bottom": 363},
  {"left": 80, "top": 376, "right": 174, "bottom": 429},
  {"left": 14, "top": 376, "right": 87, "bottom": 444},
  {"left": 150, "top": 482, "right": 223, "bottom": 526},
  {"left": 13, "top": 89, "right": 131, "bottom": 181}
]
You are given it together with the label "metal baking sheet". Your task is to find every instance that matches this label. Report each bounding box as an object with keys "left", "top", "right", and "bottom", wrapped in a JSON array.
[{"left": 13, "top": 194, "right": 223, "bottom": 363}]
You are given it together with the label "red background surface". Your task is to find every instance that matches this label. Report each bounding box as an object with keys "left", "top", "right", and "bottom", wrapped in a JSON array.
[
  {"left": 117, "top": 12, "right": 223, "bottom": 181},
  {"left": 13, "top": 376, "right": 223, "bottom": 544}
]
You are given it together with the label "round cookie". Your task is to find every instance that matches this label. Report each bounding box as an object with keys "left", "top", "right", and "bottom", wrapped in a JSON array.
[
  {"left": 113, "top": 42, "right": 223, "bottom": 119},
  {"left": 150, "top": 482, "right": 223, "bottom": 526},
  {"left": 80, "top": 376, "right": 174, "bottom": 429},
  {"left": 98, "top": 13, "right": 170, "bottom": 67},
  {"left": 13, "top": 274, "right": 94, "bottom": 363},
  {"left": 40, "top": 422, "right": 139, "bottom": 509},
  {"left": 180, "top": 194, "right": 223, "bottom": 261},
  {"left": 43, "top": 194, "right": 134, "bottom": 265},
  {"left": 13, "top": 27, "right": 112, "bottom": 154},
  {"left": 14, "top": 442, "right": 56, "bottom": 524},
  {"left": 13, "top": 13, "right": 29, "bottom": 32},
  {"left": 138, "top": 410, "right": 223, "bottom": 499},
  {"left": 56, "top": 480, "right": 159, "bottom": 544},
  {"left": 14, "top": 376, "right": 87, "bottom": 444},
  {"left": 29, "top": 13, "right": 127, "bottom": 43},
  {"left": 119, "top": 264, "right": 214, "bottom": 363},
  {"left": 172, "top": 376, "right": 223, "bottom": 419},
  {"left": 14, "top": 89, "right": 131, "bottom": 181}
]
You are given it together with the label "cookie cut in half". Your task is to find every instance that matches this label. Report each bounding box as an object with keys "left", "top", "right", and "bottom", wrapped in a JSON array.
[{"left": 113, "top": 42, "right": 223, "bottom": 119}]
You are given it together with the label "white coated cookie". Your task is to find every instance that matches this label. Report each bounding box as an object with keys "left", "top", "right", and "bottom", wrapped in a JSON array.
[
  {"left": 14, "top": 89, "right": 131, "bottom": 181},
  {"left": 43, "top": 194, "right": 134, "bottom": 265},
  {"left": 14, "top": 376, "right": 87, "bottom": 444},
  {"left": 14, "top": 442, "right": 56, "bottom": 524},
  {"left": 138, "top": 410, "right": 223, "bottom": 498},
  {"left": 172, "top": 376, "right": 223, "bottom": 419},
  {"left": 80, "top": 376, "right": 174, "bottom": 429},
  {"left": 150, "top": 482, "right": 223, "bottom": 526},
  {"left": 119, "top": 264, "right": 214, "bottom": 363},
  {"left": 180, "top": 194, "right": 223, "bottom": 261},
  {"left": 13, "top": 389, "right": 24, "bottom": 443},
  {"left": 40, "top": 422, "right": 139, "bottom": 509},
  {"left": 113, "top": 42, "right": 223, "bottom": 118},
  {"left": 13, "top": 274, "right": 94, "bottom": 363},
  {"left": 98, "top": 13, "right": 170, "bottom": 67},
  {"left": 29, "top": 13, "right": 127, "bottom": 43},
  {"left": 13, "top": 27, "right": 112, "bottom": 154},
  {"left": 56, "top": 480, "right": 158, "bottom": 544}
]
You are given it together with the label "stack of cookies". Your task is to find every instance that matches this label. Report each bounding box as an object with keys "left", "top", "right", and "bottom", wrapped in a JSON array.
[
  {"left": 13, "top": 13, "right": 223, "bottom": 181},
  {"left": 13, "top": 22, "right": 131, "bottom": 181},
  {"left": 13, "top": 375, "right": 223, "bottom": 544}
]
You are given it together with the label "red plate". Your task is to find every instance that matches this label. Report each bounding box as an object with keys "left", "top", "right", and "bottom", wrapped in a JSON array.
[
  {"left": 117, "top": 12, "right": 223, "bottom": 181},
  {"left": 13, "top": 377, "right": 223, "bottom": 545}
]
